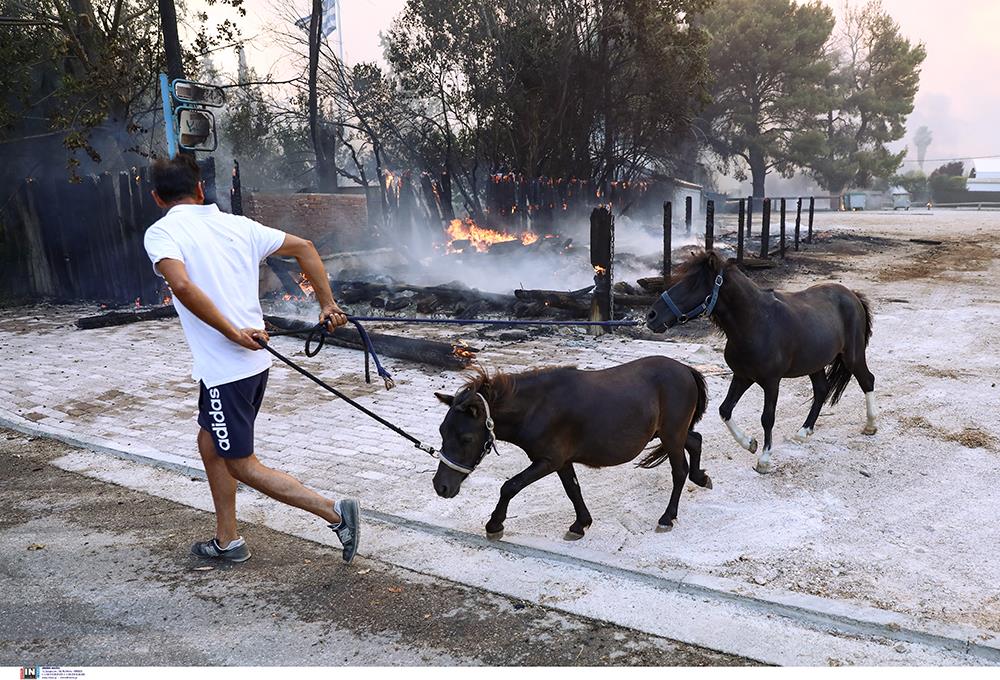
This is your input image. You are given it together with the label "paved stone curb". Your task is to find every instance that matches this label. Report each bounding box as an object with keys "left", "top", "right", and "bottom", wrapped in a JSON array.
[{"left": 4, "top": 407, "right": 998, "bottom": 663}]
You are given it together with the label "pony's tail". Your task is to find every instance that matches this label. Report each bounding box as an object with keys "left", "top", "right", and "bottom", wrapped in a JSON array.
[
  {"left": 637, "top": 367, "right": 708, "bottom": 469},
  {"left": 824, "top": 356, "right": 853, "bottom": 406},
  {"left": 689, "top": 367, "right": 708, "bottom": 427},
  {"left": 854, "top": 290, "right": 874, "bottom": 345},
  {"left": 636, "top": 444, "right": 669, "bottom": 469},
  {"left": 825, "top": 291, "right": 874, "bottom": 407}
]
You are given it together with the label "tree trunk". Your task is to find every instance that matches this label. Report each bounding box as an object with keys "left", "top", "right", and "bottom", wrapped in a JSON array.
[
  {"left": 308, "top": 0, "right": 336, "bottom": 193},
  {"left": 749, "top": 147, "right": 767, "bottom": 198}
]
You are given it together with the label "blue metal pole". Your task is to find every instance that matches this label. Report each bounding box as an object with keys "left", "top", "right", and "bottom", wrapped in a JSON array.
[{"left": 159, "top": 73, "right": 178, "bottom": 158}]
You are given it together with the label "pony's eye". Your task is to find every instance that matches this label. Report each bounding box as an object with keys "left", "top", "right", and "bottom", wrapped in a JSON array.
[{"left": 460, "top": 433, "right": 476, "bottom": 444}]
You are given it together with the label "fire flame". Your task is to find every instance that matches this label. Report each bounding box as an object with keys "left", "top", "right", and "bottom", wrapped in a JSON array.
[
  {"left": 594, "top": 265, "right": 607, "bottom": 275},
  {"left": 452, "top": 339, "right": 476, "bottom": 360},
  {"left": 445, "top": 218, "right": 539, "bottom": 253},
  {"left": 282, "top": 273, "right": 315, "bottom": 302}
]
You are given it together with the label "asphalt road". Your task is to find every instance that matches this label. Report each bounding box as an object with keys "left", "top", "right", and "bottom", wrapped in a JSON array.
[{"left": 0, "top": 428, "right": 750, "bottom": 666}]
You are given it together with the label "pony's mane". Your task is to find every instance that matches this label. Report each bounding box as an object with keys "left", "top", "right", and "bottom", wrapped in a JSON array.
[
  {"left": 461, "top": 365, "right": 572, "bottom": 407},
  {"left": 669, "top": 248, "right": 733, "bottom": 285}
]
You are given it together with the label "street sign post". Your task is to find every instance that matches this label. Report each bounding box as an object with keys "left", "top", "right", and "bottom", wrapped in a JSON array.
[{"left": 159, "top": 74, "right": 225, "bottom": 156}]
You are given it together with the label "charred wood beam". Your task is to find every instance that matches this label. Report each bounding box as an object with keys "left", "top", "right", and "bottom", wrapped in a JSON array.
[
  {"left": 76, "top": 305, "right": 178, "bottom": 329},
  {"left": 514, "top": 286, "right": 592, "bottom": 313},
  {"left": 263, "top": 315, "right": 473, "bottom": 371},
  {"left": 613, "top": 293, "right": 658, "bottom": 308}
]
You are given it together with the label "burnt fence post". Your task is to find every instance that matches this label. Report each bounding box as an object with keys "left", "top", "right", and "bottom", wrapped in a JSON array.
[
  {"left": 779, "top": 197, "right": 786, "bottom": 258},
  {"left": 231, "top": 160, "right": 243, "bottom": 216},
  {"left": 663, "top": 201, "right": 672, "bottom": 282},
  {"left": 704, "top": 199, "right": 715, "bottom": 251},
  {"left": 808, "top": 196, "right": 815, "bottom": 243},
  {"left": 684, "top": 195, "right": 692, "bottom": 236},
  {"left": 794, "top": 198, "right": 802, "bottom": 251},
  {"left": 746, "top": 196, "right": 753, "bottom": 238},
  {"left": 760, "top": 198, "right": 771, "bottom": 259},
  {"left": 737, "top": 198, "right": 745, "bottom": 264},
  {"left": 589, "top": 206, "right": 614, "bottom": 336}
]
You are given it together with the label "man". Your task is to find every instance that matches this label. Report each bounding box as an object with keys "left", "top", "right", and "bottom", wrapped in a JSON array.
[{"left": 143, "top": 154, "right": 360, "bottom": 563}]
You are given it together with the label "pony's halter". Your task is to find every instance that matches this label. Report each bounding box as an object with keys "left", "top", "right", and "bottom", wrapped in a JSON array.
[
  {"left": 658, "top": 271, "right": 725, "bottom": 325},
  {"left": 437, "top": 393, "right": 499, "bottom": 476}
]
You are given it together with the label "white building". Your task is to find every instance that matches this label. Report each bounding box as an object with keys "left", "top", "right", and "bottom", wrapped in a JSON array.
[{"left": 967, "top": 158, "right": 1000, "bottom": 192}]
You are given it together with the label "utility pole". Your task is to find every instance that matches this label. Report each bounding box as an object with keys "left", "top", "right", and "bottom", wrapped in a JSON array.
[
  {"left": 158, "top": 0, "right": 184, "bottom": 82},
  {"left": 158, "top": 0, "right": 192, "bottom": 157}
]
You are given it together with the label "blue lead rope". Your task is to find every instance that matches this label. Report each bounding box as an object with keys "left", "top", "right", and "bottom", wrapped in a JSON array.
[{"left": 270, "top": 315, "right": 642, "bottom": 391}]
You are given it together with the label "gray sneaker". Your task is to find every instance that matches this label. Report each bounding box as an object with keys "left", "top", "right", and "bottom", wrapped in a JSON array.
[
  {"left": 190, "top": 538, "right": 252, "bottom": 563},
  {"left": 330, "top": 499, "right": 360, "bottom": 563}
]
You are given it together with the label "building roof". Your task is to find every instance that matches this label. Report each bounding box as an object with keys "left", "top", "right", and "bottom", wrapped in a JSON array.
[
  {"left": 890, "top": 186, "right": 909, "bottom": 195},
  {"left": 971, "top": 158, "right": 1000, "bottom": 177}
]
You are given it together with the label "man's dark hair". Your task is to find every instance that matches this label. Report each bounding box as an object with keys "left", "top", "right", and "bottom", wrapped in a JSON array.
[{"left": 151, "top": 154, "right": 202, "bottom": 203}]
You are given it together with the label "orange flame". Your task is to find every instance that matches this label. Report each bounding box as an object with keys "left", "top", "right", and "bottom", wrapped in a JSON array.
[
  {"left": 452, "top": 340, "right": 476, "bottom": 360},
  {"left": 445, "top": 218, "right": 539, "bottom": 253},
  {"left": 282, "top": 273, "right": 315, "bottom": 302}
]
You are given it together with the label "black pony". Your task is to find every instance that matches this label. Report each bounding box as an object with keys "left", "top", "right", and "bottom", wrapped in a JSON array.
[{"left": 646, "top": 250, "right": 876, "bottom": 473}]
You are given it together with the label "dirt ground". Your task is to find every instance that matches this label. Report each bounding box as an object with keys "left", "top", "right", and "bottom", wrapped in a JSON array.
[
  {"left": 645, "top": 209, "right": 1000, "bottom": 630},
  {"left": 0, "top": 428, "right": 748, "bottom": 666},
  {"left": 2, "top": 208, "right": 998, "bottom": 664},
  {"left": 391, "top": 209, "right": 1000, "bottom": 635}
]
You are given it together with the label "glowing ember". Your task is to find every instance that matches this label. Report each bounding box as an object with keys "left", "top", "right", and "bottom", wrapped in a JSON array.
[
  {"left": 163, "top": 295, "right": 173, "bottom": 305},
  {"left": 452, "top": 339, "right": 476, "bottom": 360},
  {"left": 282, "top": 273, "right": 315, "bottom": 302},
  {"left": 445, "top": 218, "right": 539, "bottom": 253}
]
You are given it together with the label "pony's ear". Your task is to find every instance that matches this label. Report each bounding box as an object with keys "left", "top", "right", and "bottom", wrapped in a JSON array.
[
  {"left": 706, "top": 249, "right": 725, "bottom": 272},
  {"left": 434, "top": 392, "right": 454, "bottom": 406}
]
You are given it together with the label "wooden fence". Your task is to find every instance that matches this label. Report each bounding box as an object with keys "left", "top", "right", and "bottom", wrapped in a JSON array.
[{"left": 0, "top": 160, "right": 216, "bottom": 304}]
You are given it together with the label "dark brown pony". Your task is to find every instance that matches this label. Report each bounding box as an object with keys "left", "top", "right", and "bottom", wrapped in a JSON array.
[
  {"left": 646, "top": 250, "right": 877, "bottom": 473},
  {"left": 432, "top": 357, "right": 710, "bottom": 540}
]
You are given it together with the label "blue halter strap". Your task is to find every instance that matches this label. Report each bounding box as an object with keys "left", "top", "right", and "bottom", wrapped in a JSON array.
[{"left": 658, "top": 272, "right": 725, "bottom": 324}]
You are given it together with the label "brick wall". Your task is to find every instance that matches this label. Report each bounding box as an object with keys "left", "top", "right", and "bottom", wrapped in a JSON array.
[{"left": 244, "top": 192, "right": 382, "bottom": 254}]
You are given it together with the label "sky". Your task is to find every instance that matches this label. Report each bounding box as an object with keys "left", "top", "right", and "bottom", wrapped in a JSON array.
[{"left": 194, "top": 0, "right": 1000, "bottom": 173}]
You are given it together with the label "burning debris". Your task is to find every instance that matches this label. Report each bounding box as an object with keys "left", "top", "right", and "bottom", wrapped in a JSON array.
[
  {"left": 282, "top": 272, "right": 315, "bottom": 302},
  {"left": 444, "top": 217, "right": 540, "bottom": 253}
]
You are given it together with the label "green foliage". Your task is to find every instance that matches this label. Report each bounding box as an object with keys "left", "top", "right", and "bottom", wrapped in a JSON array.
[
  {"left": 219, "top": 69, "right": 312, "bottom": 189},
  {"left": 380, "top": 0, "right": 712, "bottom": 212},
  {"left": 700, "top": 0, "right": 835, "bottom": 196},
  {"left": 930, "top": 161, "right": 963, "bottom": 178},
  {"left": 809, "top": 0, "right": 925, "bottom": 193},
  {"left": 0, "top": 0, "right": 244, "bottom": 180},
  {"left": 891, "top": 170, "right": 927, "bottom": 202},
  {"left": 927, "top": 161, "right": 967, "bottom": 203}
]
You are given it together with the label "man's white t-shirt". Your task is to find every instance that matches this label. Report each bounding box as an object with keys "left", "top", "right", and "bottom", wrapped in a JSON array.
[{"left": 143, "top": 203, "right": 286, "bottom": 388}]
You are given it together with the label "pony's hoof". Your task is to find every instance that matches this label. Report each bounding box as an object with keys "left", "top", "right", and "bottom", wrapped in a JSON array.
[
  {"left": 485, "top": 528, "right": 504, "bottom": 541},
  {"left": 754, "top": 460, "right": 772, "bottom": 474},
  {"left": 748, "top": 438, "right": 759, "bottom": 454},
  {"left": 563, "top": 530, "right": 585, "bottom": 541},
  {"left": 862, "top": 425, "right": 878, "bottom": 436},
  {"left": 656, "top": 522, "right": 673, "bottom": 533},
  {"left": 703, "top": 475, "right": 713, "bottom": 490},
  {"left": 791, "top": 428, "right": 813, "bottom": 443}
]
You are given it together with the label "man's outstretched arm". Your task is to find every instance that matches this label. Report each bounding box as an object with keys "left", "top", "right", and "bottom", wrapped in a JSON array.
[
  {"left": 156, "top": 258, "right": 265, "bottom": 351},
  {"left": 273, "top": 234, "right": 348, "bottom": 330}
]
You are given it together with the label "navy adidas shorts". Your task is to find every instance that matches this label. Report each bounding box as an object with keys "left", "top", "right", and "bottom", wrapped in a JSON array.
[{"left": 197, "top": 369, "right": 269, "bottom": 458}]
